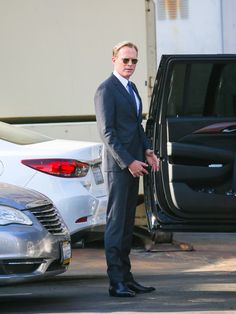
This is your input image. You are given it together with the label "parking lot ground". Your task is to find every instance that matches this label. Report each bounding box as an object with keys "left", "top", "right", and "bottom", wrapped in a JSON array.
[
  {"left": 68, "top": 232, "right": 236, "bottom": 276},
  {"left": 1, "top": 233, "right": 236, "bottom": 314}
]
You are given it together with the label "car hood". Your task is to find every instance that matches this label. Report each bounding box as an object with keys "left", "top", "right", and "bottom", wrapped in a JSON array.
[{"left": 0, "top": 182, "right": 51, "bottom": 211}]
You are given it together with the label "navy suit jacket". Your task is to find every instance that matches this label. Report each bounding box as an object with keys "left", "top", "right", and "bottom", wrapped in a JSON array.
[{"left": 94, "top": 74, "right": 150, "bottom": 172}]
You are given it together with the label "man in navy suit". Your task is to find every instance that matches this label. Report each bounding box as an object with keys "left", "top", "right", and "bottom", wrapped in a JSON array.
[{"left": 94, "top": 41, "right": 159, "bottom": 297}]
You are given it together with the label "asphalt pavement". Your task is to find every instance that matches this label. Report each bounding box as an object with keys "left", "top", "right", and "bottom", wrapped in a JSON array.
[{"left": 1, "top": 232, "right": 236, "bottom": 314}]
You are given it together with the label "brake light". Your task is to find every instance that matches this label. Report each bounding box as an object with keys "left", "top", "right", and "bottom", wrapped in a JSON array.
[{"left": 21, "top": 159, "right": 89, "bottom": 178}]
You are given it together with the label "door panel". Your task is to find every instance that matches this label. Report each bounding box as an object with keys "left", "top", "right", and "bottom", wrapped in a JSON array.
[
  {"left": 145, "top": 55, "right": 236, "bottom": 231},
  {"left": 165, "top": 118, "right": 236, "bottom": 218}
]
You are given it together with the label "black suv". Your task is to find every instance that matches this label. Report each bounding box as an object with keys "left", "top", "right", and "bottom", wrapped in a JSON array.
[{"left": 145, "top": 54, "right": 236, "bottom": 233}]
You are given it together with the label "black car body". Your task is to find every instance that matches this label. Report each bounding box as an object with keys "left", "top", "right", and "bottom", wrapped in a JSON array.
[{"left": 145, "top": 54, "right": 236, "bottom": 232}]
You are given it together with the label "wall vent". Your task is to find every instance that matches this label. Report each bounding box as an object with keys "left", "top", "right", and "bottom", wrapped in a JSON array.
[{"left": 157, "top": 0, "right": 189, "bottom": 20}]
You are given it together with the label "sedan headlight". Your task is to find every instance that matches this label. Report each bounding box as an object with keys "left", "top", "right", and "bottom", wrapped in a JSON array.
[{"left": 0, "top": 206, "right": 33, "bottom": 226}]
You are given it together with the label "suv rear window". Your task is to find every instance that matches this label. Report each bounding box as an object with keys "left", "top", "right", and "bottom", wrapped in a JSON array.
[
  {"left": 167, "top": 61, "right": 236, "bottom": 117},
  {"left": 0, "top": 122, "right": 53, "bottom": 145}
]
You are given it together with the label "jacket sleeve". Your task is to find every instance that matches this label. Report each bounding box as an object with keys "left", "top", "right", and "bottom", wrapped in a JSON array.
[
  {"left": 140, "top": 123, "right": 152, "bottom": 152},
  {"left": 94, "top": 84, "right": 135, "bottom": 170}
]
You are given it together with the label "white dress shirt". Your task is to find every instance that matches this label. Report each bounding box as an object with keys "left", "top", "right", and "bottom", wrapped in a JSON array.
[{"left": 113, "top": 71, "right": 140, "bottom": 115}]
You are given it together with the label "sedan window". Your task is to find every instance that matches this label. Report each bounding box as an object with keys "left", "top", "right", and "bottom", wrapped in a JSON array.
[{"left": 0, "top": 122, "right": 52, "bottom": 145}]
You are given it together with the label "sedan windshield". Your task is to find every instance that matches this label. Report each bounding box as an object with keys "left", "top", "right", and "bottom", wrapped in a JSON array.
[{"left": 0, "top": 122, "right": 53, "bottom": 145}]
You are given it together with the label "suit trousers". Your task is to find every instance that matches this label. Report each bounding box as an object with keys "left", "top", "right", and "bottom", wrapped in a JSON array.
[{"left": 104, "top": 169, "right": 139, "bottom": 284}]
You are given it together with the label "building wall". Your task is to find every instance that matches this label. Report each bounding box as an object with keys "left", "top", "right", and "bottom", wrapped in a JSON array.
[
  {"left": 154, "top": 0, "right": 228, "bottom": 65},
  {"left": 222, "top": 0, "right": 236, "bottom": 53},
  {"left": 0, "top": 0, "right": 149, "bottom": 119}
]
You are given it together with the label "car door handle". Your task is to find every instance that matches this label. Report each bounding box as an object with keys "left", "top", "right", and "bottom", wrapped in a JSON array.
[{"left": 222, "top": 128, "right": 236, "bottom": 133}]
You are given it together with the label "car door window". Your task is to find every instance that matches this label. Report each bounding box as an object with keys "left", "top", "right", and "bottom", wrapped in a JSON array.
[
  {"left": 167, "top": 62, "right": 236, "bottom": 117},
  {"left": 0, "top": 122, "right": 52, "bottom": 144}
]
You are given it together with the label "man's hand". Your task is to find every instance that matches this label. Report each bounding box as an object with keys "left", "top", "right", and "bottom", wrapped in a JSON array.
[
  {"left": 128, "top": 160, "right": 149, "bottom": 178},
  {"left": 145, "top": 149, "right": 159, "bottom": 172}
]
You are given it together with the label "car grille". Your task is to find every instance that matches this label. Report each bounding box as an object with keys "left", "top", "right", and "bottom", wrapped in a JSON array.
[{"left": 29, "top": 204, "right": 66, "bottom": 235}]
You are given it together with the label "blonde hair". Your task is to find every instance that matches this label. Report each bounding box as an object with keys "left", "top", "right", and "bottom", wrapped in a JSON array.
[{"left": 112, "top": 41, "right": 138, "bottom": 57}]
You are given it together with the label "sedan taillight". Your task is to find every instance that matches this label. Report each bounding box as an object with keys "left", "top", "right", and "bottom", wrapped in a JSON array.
[{"left": 21, "top": 159, "right": 89, "bottom": 178}]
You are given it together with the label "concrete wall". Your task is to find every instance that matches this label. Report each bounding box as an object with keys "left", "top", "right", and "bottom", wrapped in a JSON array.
[{"left": 0, "top": 0, "right": 150, "bottom": 119}]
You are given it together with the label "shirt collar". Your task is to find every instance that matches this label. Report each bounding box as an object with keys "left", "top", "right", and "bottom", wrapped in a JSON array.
[{"left": 113, "top": 70, "right": 129, "bottom": 89}]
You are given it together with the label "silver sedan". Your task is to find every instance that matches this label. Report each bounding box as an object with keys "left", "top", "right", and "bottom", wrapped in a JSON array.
[{"left": 0, "top": 182, "right": 71, "bottom": 285}]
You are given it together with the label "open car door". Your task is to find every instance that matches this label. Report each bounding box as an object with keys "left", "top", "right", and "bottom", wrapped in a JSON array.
[{"left": 145, "top": 55, "right": 236, "bottom": 232}]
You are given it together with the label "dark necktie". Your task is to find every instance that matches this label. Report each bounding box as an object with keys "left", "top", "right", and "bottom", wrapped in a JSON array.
[{"left": 127, "top": 81, "right": 138, "bottom": 115}]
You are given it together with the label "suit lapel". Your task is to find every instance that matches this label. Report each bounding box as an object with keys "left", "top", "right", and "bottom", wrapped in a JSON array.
[{"left": 110, "top": 74, "right": 140, "bottom": 118}]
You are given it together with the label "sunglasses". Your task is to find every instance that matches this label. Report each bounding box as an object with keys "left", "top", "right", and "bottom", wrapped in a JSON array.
[{"left": 122, "top": 58, "right": 138, "bottom": 65}]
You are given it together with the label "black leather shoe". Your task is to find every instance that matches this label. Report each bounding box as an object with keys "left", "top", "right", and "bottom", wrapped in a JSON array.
[
  {"left": 109, "top": 282, "right": 136, "bottom": 297},
  {"left": 126, "top": 280, "right": 155, "bottom": 293}
]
